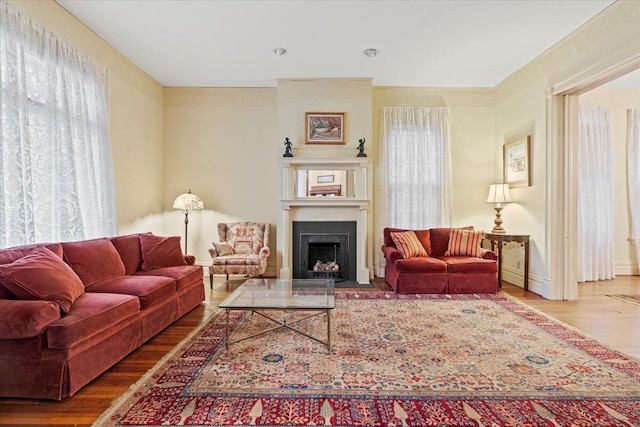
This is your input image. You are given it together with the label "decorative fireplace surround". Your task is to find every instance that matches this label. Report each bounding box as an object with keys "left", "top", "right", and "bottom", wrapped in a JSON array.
[{"left": 279, "top": 157, "right": 371, "bottom": 283}]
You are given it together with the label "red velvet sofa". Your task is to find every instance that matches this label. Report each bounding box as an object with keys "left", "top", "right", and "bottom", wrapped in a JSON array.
[
  {"left": 382, "top": 227, "right": 498, "bottom": 294},
  {"left": 0, "top": 233, "right": 205, "bottom": 400}
]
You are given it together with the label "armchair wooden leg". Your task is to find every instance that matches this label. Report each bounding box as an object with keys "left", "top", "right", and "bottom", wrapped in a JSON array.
[{"left": 209, "top": 273, "right": 213, "bottom": 289}]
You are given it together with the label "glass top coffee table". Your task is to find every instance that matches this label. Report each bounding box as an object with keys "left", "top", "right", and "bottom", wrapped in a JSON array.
[{"left": 218, "top": 278, "right": 335, "bottom": 350}]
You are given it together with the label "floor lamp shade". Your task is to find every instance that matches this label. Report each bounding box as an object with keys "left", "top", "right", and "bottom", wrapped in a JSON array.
[
  {"left": 173, "top": 190, "right": 204, "bottom": 254},
  {"left": 486, "top": 183, "right": 512, "bottom": 234}
]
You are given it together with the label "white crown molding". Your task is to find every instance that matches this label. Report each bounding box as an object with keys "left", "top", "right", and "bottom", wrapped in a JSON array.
[
  {"left": 373, "top": 87, "right": 495, "bottom": 107},
  {"left": 278, "top": 78, "right": 373, "bottom": 100},
  {"left": 163, "top": 87, "right": 277, "bottom": 107}
]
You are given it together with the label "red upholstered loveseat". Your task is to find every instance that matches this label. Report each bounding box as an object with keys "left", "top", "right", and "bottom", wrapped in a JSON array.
[
  {"left": 382, "top": 227, "right": 498, "bottom": 294},
  {"left": 0, "top": 233, "right": 205, "bottom": 400}
]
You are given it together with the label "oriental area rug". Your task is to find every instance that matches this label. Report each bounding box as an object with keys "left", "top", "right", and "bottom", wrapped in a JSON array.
[{"left": 93, "top": 292, "right": 640, "bottom": 427}]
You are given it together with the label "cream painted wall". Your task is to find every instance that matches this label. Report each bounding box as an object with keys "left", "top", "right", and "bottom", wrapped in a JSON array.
[
  {"left": 579, "top": 87, "right": 640, "bottom": 274},
  {"left": 494, "top": 79, "right": 549, "bottom": 296},
  {"left": 10, "top": 1, "right": 166, "bottom": 236},
  {"left": 162, "top": 88, "right": 279, "bottom": 270}
]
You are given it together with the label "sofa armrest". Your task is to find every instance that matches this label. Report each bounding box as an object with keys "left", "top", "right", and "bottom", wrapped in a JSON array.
[
  {"left": 208, "top": 248, "right": 218, "bottom": 259},
  {"left": 382, "top": 245, "right": 404, "bottom": 262},
  {"left": 480, "top": 249, "right": 498, "bottom": 260},
  {"left": 184, "top": 255, "right": 196, "bottom": 265},
  {"left": 0, "top": 299, "right": 61, "bottom": 339},
  {"left": 259, "top": 246, "right": 270, "bottom": 259}
]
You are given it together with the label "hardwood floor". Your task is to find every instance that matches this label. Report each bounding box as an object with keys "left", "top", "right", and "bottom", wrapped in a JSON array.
[{"left": 1, "top": 276, "right": 638, "bottom": 426}]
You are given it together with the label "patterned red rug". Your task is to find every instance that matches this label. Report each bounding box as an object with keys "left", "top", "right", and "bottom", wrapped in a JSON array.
[{"left": 93, "top": 292, "right": 640, "bottom": 426}]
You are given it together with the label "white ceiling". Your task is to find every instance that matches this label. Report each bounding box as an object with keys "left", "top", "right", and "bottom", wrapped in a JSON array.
[{"left": 55, "top": 0, "right": 638, "bottom": 89}]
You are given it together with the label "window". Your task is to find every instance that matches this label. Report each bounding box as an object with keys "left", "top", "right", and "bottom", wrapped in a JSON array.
[
  {"left": 0, "top": 3, "right": 117, "bottom": 247},
  {"left": 380, "top": 107, "right": 451, "bottom": 229}
]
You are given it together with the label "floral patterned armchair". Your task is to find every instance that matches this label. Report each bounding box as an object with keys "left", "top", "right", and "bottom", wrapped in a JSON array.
[{"left": 208, "top": 222, "right": 270, "bottom": 288}]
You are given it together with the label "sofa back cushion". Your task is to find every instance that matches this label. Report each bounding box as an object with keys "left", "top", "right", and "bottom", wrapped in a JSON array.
[
  {"left": 430, "top": 226, "right": 474, "bottom": 257},
  {"left": 0, "top": 246, "right": 84, "bottom": 313},
  {"left": 0, "top": 243, "right": 63, "bottom": 266},
  {"left": 62, "top": 238, "right": 126, "bottom": 287},
  {"left": 218, "top": 222, "right": 269, "bottom": 255},
  {"left": 111, "top": 233, "right": 150, "bottom": 275},
  {"left": 383, "top": 227, "right": 431, "bottom": 255},
  {"left": 139, "top": 234, "right": 186, "bottom": 271}
]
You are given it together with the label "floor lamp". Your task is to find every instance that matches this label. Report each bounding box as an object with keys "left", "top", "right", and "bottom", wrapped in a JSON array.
[{"left": 173, "top": 190, "right": 204, "bottom": 254}]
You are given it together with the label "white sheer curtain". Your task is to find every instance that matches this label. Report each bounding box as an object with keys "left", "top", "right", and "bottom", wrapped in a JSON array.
[
  {"left": 627, "top": 109, "right": 640, "bottom": 273},
  {"left": 375, "top": 107, "right": 452, "bottom": 275},
  {"left": 577, "top": 104, "right": 615, "bottom": 282},
  {"left": 0, "top": 3, "right": 117, "bottom": 247}
]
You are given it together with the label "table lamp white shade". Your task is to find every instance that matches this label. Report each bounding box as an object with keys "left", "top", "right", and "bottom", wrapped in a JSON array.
[
  {"left": 173, "top": 190, "right": 204, "bottom": 254},
  {"left": 486, "top": 183, "right": 512, "bottom": 234}
]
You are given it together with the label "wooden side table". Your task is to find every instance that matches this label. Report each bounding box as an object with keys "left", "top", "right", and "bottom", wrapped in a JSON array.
[{"left": 483, "top": 233, "right": 530, "bottom": 291}]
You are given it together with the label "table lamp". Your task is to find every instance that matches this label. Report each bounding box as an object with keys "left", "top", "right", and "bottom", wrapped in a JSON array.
[
  {"left": 486, "top": 183, "right": 512, "bottom": 234},
  {"left": 172, "top": 190, "right": 204, "bottom": 254}
]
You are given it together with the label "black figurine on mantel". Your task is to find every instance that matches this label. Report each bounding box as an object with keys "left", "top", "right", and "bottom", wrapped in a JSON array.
[
  {"left": 283, "top": 137, "right": 293, "bottom": 157},
  {"left": 357, "top": 138, "right": 367, "bottom": 157}
]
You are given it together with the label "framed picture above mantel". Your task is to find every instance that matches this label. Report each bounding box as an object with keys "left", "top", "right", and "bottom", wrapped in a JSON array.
[
  {"left": 305, "top": 112, "right": 345, "bottom": 144},
  {"left": 503, "top": 136, "right": 531, "bottom": 187}
]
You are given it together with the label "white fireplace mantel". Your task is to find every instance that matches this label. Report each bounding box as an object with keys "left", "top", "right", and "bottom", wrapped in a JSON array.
[{"left": 278, "top": 157, "right": 371, "bottom": 283}]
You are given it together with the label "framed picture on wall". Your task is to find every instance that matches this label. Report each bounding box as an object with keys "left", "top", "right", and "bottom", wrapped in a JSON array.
[
  {"left": 317, "top": 175, "right": 335, "bottom": 183},
  {"left": 503, "top": 136, "right": 531, "bottom": 187},
  {"left": 305, "top": 112, "right": 345, "bottom": 144}
]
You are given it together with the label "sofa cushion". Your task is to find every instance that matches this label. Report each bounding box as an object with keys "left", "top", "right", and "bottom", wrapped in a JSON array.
[
  {"left": 62, "top": 238, "right": 126, "bottom": 287},
  {"left": 111, "top": 233, "right": 150, "bottom": 275},
  {"left": 211, "top": 254, "right": 261, "bottom": 266},
  {"left": 445, "top": 229, "right": 483, "bottom": 257},
  {"left": 0, "top": 246, "right": 84, "bottom": 313},
  {"left": 390, "top": 231, "right": 428, "bottom": 259},
  {"left": 441, "top": 256, "right": 498, "bottom": 274},
  {"left": 0, "top": 299, "right": 61, "bottom": 339},
  {"left": 135, "top": 265, "right": 202, "bottom": 291},
  {"left": 394, "top": 257, "right": 448, "bottom": 273},
  {"left": 139, "top": 234, "right": 186, "bottom": 271},
  {"left": 46, "top": 292, "right": 140, "bottom": 350},
  {"left": 85, "top": 275, "right": 176, "bottom": 309}
]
